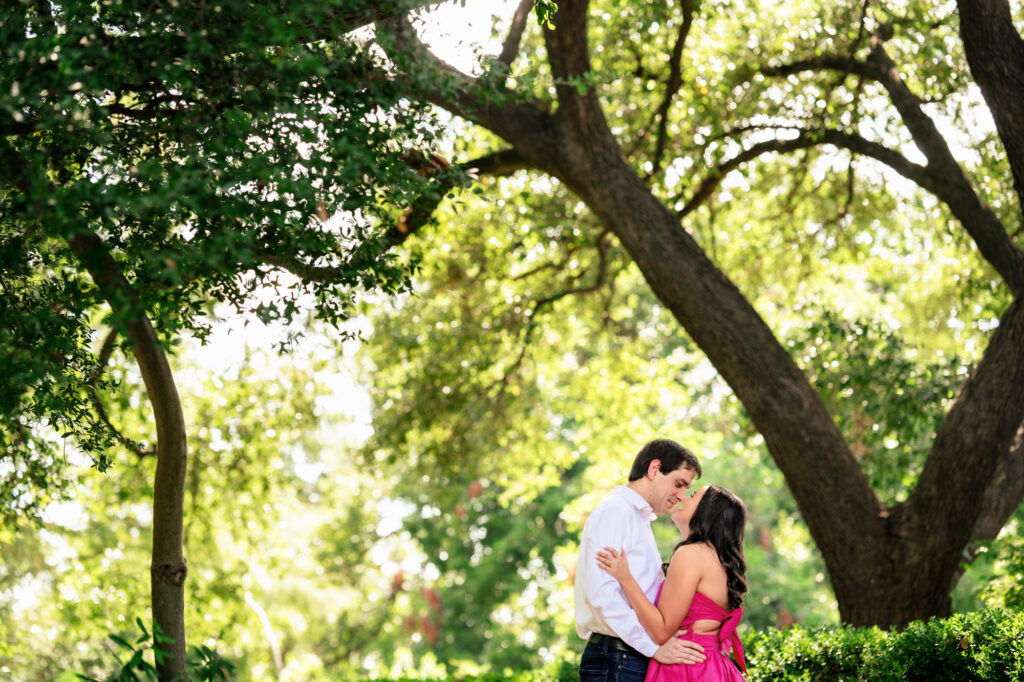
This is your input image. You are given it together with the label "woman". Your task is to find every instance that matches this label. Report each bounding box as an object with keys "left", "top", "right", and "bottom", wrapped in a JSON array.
[{"left": 597, "top": 484, "right": 748, "bottom": 681}]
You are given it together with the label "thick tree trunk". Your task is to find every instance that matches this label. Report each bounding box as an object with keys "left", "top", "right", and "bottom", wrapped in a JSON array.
[
  {"left": 532, "top": 0, "right": 1024, "bottom": 627},
  {"left": 68, "top": 233, "right": 189, "bottom": 679},
  {"left": 550, "top": 141, "right": 901, "bottom": 625},
  {"left": 546, "top": 130, "right": 1024, "bottom": 628},
  {"left": 831, "top": 528, "right": 955, "bottom": 626}
]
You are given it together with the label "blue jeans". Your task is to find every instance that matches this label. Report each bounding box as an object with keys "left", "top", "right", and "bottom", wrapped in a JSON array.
[{"left": 578, "top": 640, "right": 650, "bottom": 682}]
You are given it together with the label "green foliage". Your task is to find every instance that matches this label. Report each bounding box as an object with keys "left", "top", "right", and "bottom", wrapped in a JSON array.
[
  {"left": 3, "top": 335, "right": 591, "bottom": 679},
  {"left": 5, "top": 0, "right": 1024, "bottom": 678},
  {"left": 533, "top": 1, "right": 559, "bottom": 29},
  {"left": 744, "top": 609, "right": 1024, "bottom": 681},
  {"left": 357, "top": 0, "right": 1024, "bottom": 653},
  {"left": 986, "top": 535, "right": 1024, "bottom": 611},
  {"left": 391, "top": 463, "right": 586, "bottom": 670},
  {"left": 361, "top": 171, "right": 840, "bottom": 638},
  {"left": 957, "top": 506, "right": 1024, "bottom": 612},
  {"left": 786, "top": 308, "right": 966, "bottom": 503},
  {"left": 0, "top": 0, "right": 462, "bottom": 517},
  {"left": 70, "top": 618, "right": 234, "bottom": 682},
  {"left": 1, "top": 345, "right": 357, "bottom": 679},
  {"left": 541, "top": 0, "right": 1012, "bottom": 348}
]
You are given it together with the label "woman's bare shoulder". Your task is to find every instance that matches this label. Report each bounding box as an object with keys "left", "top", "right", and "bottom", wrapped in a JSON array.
[
  {"left": 670, "top": 542, "right": 718, "bottom": 567},
  {"left": 672, "top": 541, "right": 716, "bottom": 556}
]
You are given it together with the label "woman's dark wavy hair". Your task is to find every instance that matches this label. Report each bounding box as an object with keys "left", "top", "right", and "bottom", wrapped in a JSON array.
[{"left": 675, "top": 484, "right": 748, "bottom": 610}]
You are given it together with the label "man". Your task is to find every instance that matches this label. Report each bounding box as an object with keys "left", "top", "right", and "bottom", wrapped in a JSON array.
[{"left": 575, "top": 439, "right": 707, "bottom": 681}]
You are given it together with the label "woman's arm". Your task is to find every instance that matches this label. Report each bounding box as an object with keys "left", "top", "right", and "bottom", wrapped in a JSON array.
[{"left": 597, "top": 545, "right": 703, "bottom": 644}]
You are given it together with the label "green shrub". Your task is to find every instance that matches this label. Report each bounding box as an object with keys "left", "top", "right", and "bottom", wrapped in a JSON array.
[{"left": 744, "top": 609, "right": 1024, "bottom": 681}]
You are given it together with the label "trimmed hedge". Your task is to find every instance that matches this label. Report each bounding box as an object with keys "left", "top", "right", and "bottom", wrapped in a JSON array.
[
  {"left": 744, "top": 608, "right": 1024, "bottom": 681},
  {"left": 377, "top": 610, "right": 1022, "bottom": 682}
]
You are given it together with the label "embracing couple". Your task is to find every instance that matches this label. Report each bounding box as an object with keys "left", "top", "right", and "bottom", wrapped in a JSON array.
[{"left": 574, "top": 439, "right": 748, "bottom": 682}]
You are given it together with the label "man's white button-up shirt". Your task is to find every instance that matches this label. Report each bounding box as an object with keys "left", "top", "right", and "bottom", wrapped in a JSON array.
[{"left": 574, "top": 485, "right": 662, "bottom": 657}]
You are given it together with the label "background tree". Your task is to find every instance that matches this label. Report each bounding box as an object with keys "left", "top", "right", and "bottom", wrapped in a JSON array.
[
  {"left": 361, "top": 0, "right": 1024, "bottom": 627},
  {"left": 1, "top": 1, "right": 461, "bottom": 676},
  {"left": 0, "top": 339, "right": 419, "bottom": 679}
]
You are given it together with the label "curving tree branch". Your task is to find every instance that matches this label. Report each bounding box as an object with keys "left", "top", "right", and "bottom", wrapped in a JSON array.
[
  {"left": 763, "top": 55, "right": 883, "bottom": 83},
  {"left": 957, "top": 0, "right": 1024, "bottom": 213},
  {"left": 763, "top": 43, "right": 1024, "bottom": 294},
  {"left": 376, "top": 13, "right": 559, "bottom": 149},
  {"left": 542, "top": 0, "right": 610, "bottom": 141},
  {"left": 496, "top": 0, "right": 535, "bottom": 70},
  {"left": 88, "top": 328, "right": 157, "bottom": 459},
  {"left": 649, "top": 0, "right": 696, "bottom": 177},
  {"left": 677, "top": 129, "right": 933, "bottom": 219},
  {"left": 969, "top": 420, "right": 1024, "bottom": 545},
  {"left": 266, "top": 148, "right": 531, "bottom": 286},
  {"left": 907, "top": 295, "right": 1024, "bottom": 584},
  {"left": 493, "top": 229, "right": 614, "bottom": 407}
]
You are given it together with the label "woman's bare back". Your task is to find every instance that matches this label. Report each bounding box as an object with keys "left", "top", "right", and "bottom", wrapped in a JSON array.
[{"left": 691, "top": 542, "right": 730, "bottom": 635}]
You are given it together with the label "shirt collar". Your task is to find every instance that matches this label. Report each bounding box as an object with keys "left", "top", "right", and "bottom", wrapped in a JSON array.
[{"left": 613, "top": 485, "right": 654, "bottom": 518}]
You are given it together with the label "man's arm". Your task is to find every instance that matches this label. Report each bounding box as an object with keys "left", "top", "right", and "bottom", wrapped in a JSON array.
[
  {"left": 595, "top": 544, "right": 707, "bottom": 664},
  {"left": 584, "top": 546, "right": 705, "bottom": 663},
  {"left": 597, "top": 544, "right": 704, "bottom": 644},
  {"left": 579, "top": 511, "right": 661, "bottom": 656}
]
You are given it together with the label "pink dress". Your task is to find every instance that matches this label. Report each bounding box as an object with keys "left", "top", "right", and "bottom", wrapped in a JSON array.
[{"left": 644, "top": 586, "right": 747, "bottom": 682}]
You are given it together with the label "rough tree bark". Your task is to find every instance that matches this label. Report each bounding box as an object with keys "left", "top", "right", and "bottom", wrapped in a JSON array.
[
  {"left": 379, "top": 0, "right": 1024, "bottom": 626},
  {"left": 957, "top": 0, "right": 1024, "bottom": 214}
]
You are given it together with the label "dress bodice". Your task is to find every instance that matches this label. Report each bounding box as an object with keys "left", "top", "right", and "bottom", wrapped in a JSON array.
[{"left": 656, "top": 584, "right": 747, "bottom": 674}]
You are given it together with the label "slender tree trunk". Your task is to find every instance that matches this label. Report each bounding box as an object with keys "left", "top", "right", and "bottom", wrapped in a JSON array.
[
  {"left": 132, "top": 317, "right": 189, "bottom": 679},
  {"left": 68, "top": 233, "right": 189, "bottom": 678}
]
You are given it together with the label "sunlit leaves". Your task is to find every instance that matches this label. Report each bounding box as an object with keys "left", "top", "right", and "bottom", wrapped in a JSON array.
[
  {"left": 534, "top": 0, "right": 559, "bottom": 29},
  {"left": 787, "top": 308, "right": 966, "bottom": 503}
]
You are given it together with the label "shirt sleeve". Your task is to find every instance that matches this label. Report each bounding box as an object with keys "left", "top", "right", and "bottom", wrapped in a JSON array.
[{"left": 580, "top": 507, "right": 660, "bottom": 657}]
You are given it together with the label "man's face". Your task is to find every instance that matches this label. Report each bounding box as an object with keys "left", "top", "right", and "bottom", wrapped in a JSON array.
[{"left": 649, "top": 462, "right": 696, "bottom": 516}]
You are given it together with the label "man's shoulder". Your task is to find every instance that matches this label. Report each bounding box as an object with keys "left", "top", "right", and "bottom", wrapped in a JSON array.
[
  {"left": 584, "top": 492, "right": 636, "bottom": 530},
  {"left": 590, "top": 491, "right": 632, "bottom": 516}
]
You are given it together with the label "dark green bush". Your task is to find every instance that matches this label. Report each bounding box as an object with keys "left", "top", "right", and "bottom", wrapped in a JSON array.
[
  {"left": 64, "top": 618, "right": 234, "bottom": 682},
  {"left": 341, "top": 613, "right": 1023, "bottom": 682},
  {"left": 744, "top": 609, "right": 1024, "bottom": 681}
]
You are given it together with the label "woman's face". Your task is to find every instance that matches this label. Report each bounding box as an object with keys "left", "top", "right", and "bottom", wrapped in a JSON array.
[{"left": 671, "top": 485, "right": 709, "bottom": 535}]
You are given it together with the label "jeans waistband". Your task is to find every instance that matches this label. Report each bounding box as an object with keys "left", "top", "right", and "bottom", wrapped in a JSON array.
[{"left": 587, "top": 632, "right": 646, "bottom": 658}]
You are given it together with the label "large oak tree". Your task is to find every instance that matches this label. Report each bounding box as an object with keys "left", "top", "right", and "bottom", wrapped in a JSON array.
[{"left": 369, "top": 0, "right": 1024, "bottom": 627}]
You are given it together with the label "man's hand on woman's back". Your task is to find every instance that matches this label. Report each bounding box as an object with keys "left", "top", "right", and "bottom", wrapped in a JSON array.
[{"left": 652, "top": 631, "right": 706, "bottom": 665}]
